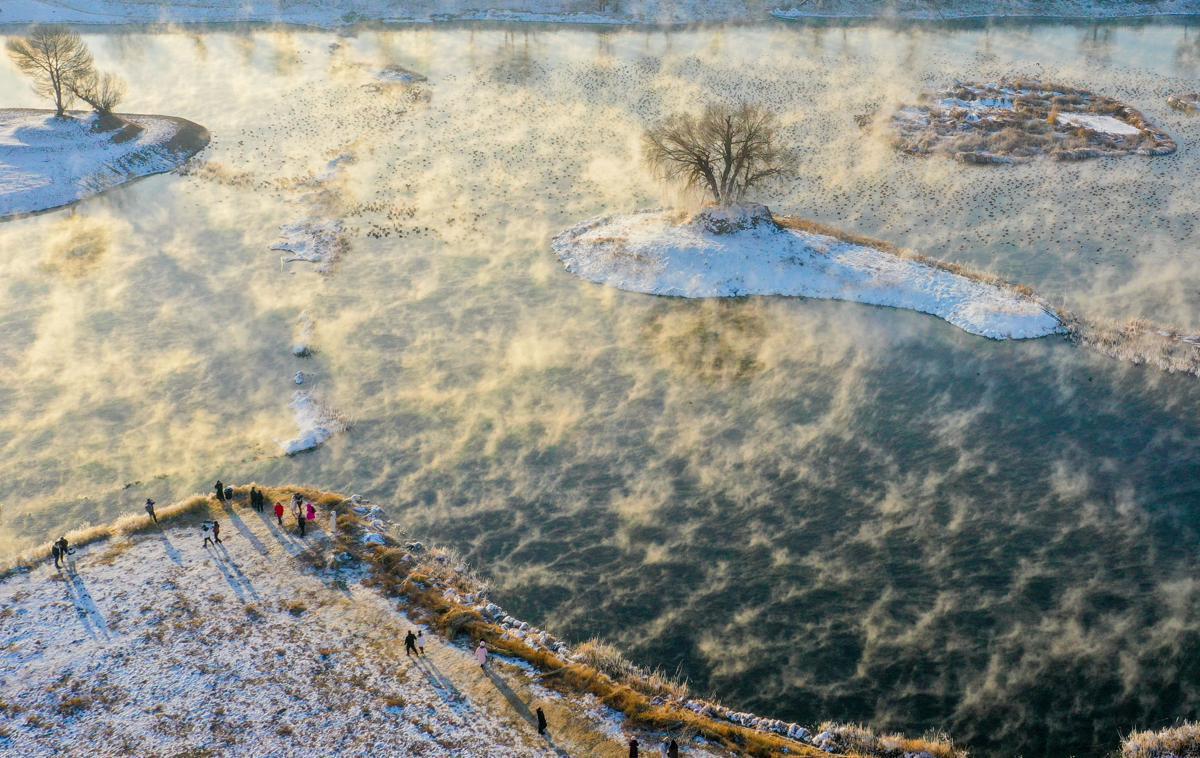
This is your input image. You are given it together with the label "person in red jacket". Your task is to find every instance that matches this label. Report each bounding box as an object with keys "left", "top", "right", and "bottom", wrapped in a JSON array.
[{"left": 273, "top": 501, "right": 285, "bottom": 527}]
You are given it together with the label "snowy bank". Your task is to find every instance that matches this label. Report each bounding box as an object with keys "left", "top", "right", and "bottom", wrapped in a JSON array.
[
  {"left": 553, "top": 206, "right": 1063, "bottom": 340},
  {"left": 0, "top": 109, "right": 209, "bottom": 221},
  {"left": 0, "top": 0, "right": 1194, "bottom": 26}
]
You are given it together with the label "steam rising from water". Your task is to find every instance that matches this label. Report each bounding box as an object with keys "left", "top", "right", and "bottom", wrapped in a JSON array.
[{"left": 1, "top": 22, "right": 1200, "bottom": 756}]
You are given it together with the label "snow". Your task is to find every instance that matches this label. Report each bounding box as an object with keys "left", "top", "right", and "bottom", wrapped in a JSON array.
[
  {"left": 281, "top": 390, "right": 344, "bottom": 455},
  {"left": 0, "top": 109, "right": 205, "bottom": 220},
  {"left": 0, "top": 500, "right": 659, "bottom": 756},
  {"left": 0, "top": 0, "right": 1190, "bottom": 26},
  {"left": 553, "top": 209, "right": 1064, "bottom": 340},
  {"left": 273, "top": 220, "right": 346, "bottom": 272},
  {"left": 1056, "top": 112, "right": 1143, "bottom": 136}
]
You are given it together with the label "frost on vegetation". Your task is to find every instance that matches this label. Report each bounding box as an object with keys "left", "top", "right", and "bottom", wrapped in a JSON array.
[
  {"left": 281, "top": 390, "right": 346, "bottom": 455},
  {"left": 889, "top": 80, "right": 1175, "bottom": 163},
  {"left": 1122, "top": 721, "right": 1200, "bottom": 758},
  {"left": 273, "top": 220, "right": 348, "bottom": 273}
]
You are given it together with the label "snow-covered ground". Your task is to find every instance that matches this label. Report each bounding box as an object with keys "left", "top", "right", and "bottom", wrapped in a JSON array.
[
  {"left": 0, "top": 496, "right": 685, "bottom": 756},
  {"left": 553, "top": 207, "right": 1063, "bottom": 340},
  {"left": 0, "top": 0, "right": 1194, "bottom": 26},
  {"left": 0, "top": 109, "right": 208, "bottom": 221}
]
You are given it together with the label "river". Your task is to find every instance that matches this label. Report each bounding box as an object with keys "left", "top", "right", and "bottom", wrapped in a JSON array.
[{"left": 1, "top": 19, "right": 1199, "bottom": 756}]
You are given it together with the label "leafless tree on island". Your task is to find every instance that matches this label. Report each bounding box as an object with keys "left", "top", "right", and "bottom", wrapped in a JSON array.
[
  {"left": 643, "top": 103, "right": 788, "bottom": 207},
  {"left": 5, "top": 26, "right": 95, "bottom": 117},
  {"left": 72, "top": 70, "right": 127, "bottom": 117}
]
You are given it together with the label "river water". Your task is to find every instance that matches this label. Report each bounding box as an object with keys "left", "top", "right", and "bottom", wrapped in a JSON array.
[{"left": 2, "top": 20, "right": 1200, "bottom": 756}]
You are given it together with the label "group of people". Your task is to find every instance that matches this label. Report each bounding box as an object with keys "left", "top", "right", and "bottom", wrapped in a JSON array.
[{"left": 46, "top": 483, "right": 686, "bottom": 754}]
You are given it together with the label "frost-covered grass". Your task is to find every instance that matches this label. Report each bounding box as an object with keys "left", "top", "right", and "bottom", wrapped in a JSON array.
[
  {"left": 1122, "top": 721, "right": 1200, "bottom": 757},
  {"left": 812, "top": 721, "right": 966, "bottom": 758},
  {"left": 553, "top": 206, "right": 1063, "bottom": 340},
  {"left": 0, "top": 109, "right": 208, "bottom": 220}
]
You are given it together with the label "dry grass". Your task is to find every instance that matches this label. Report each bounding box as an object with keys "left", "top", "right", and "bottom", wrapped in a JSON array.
[
  {"left": 1066, "top": 316, "right": 1200, "bottom": 377},
  {"left": 1, "top": 484, "right": 349, "bottom": 579},
  {"left": 775, "top": 215, "right": 1044, "bottom": 303},
  {"left": 815, "top": 722, "right": 965, "bottom": 758},
  {"left": 1122, "top": 721, "right": 1200, "bottom": 757}
]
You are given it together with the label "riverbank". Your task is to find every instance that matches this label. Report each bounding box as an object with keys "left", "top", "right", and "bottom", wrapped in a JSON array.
[
  {"left": 0, "top": 486, "right": 965, "bottom": 757},
  {"left": 0, "top": 0, "right": 1196, "bottom": 27},
  {"left": 0, "top": 109, "right": 209, "bottom": 221}
]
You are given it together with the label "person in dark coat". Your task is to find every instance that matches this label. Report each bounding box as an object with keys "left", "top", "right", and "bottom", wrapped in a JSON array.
[
  {"left": 51, "top": 542, "right": 62, "bottom": 569},
  {"left": 629, "top": 738, "right": 639, "bottom": 758},
  {"left": 668, "top": 738, "right": 679, "bottom": 757},
  {"left": 404, "top": 630, "right": 418, "bottom": 657},
  {"left": 296, "top": 507, "right": 306, "bottom": 537},
  {"left": 224, "top": 486, "right": 233, "bottom": 502},
  {"left": 536, "top": 707, "right": 547, "bottom": 735},
  {"left": 145, "top": 498, "right": 157, "bottom": 524}
]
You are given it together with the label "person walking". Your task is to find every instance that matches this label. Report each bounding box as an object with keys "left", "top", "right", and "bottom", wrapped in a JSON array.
[
  {"left": 667, "top": 737, "right": 679, "bottom": 757},
  {"left": 328, "top": 506, "right": 337, "bottom": 537},
  {"left": 211, "top": 519, "right": 222, "bottom": 544},
  {"left": 417, "top": 630, "right": 426, "bottom": 656},
  {"left": 536, "top": 706, "right": 547, "bottom": 735},
  {"left": 274, "top": 501, "right": 285, "bottom": 527},
  {"left": 224, "top": 485, "right": 234, "bottom": 503},
  {"left": 214, "top": 480, "right": 225, "bottom": 503},
  {"left": 296, "top": 507, "right": 306, "bottom": 537},
  {"left": 51, "top": 541, "right": 62, "bottom": 569},
  {"left": 202, "top": 520, "right": 216, "bottom": 548},
  {"left": 305, "top": 501, "right": 316, "bottom": 523},
  {"left": 475, "top": 642, "right": 488, "bottom": 670},
  {"left": 628, "top": 737, "right": 639, "bottom": 758},
  {"left": 145, "top": 498, "right": 157, "bottom": 524},
  {"left": 405, "top": 630, "right": 418, "bottom": 657}
]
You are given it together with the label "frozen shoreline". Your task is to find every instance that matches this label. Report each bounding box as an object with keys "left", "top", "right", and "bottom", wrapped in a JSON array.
[
  {"left": 553, "top": 207, "right": 1064, "bottom": 341},
  {"left": 0, "top": 0, "right": 1196, "bottom": 27},
  {"left": 0, "top": 109, "right": 209, "bottom": 221}
]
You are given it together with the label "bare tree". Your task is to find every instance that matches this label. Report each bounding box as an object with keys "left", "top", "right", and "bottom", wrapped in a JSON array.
[
  {"left": 5, "top": 25, "right": 95, "bottom": 117},
  {"left": 72, "top": 70, "right": 126, "bottom": 116},
  {"left": 643, "top": 103, "right": 788, "bottom": 207}
]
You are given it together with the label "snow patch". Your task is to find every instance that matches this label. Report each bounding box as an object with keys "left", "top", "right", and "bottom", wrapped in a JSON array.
[
  {"left": 553, "top": 209, "right": 1063, "bottom": 340},
  {"left": 281, "top": 390, "right": 345, "bottom": 455},
  {"left": 1056, "top": 111, "right": 1142, "bottom": 136}
]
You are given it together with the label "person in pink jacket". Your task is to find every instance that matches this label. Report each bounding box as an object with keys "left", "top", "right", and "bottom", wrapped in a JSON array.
[
  {"left": 305, "top": 502, "right": 316, "bottom": 522},
  {"left": 475, "top": 641, "right": 488, "bottom": 670}
]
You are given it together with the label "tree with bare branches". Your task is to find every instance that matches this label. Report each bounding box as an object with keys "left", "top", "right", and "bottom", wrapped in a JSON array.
[
  {"left": 72, "top": 70, "right": 127, "bottom": 116},
  {"left": 643, "top": 103, "right": 788, "bottom": 207},
  {"left": 5, "top": 25, "right": 95, "bottom": 117}
]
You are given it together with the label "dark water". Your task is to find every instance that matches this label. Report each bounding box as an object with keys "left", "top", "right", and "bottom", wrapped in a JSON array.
[{"left": 2, "top": 21, "right": 1200, "bottom": 756}]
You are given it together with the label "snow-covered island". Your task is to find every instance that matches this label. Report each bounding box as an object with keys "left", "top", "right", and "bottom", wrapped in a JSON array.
[
  {"left": 0, "top": 109, "right": 209, "bottom": 221},
  {"left": 554, "top": 204, "right": 1063, "bottom": 340}
]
